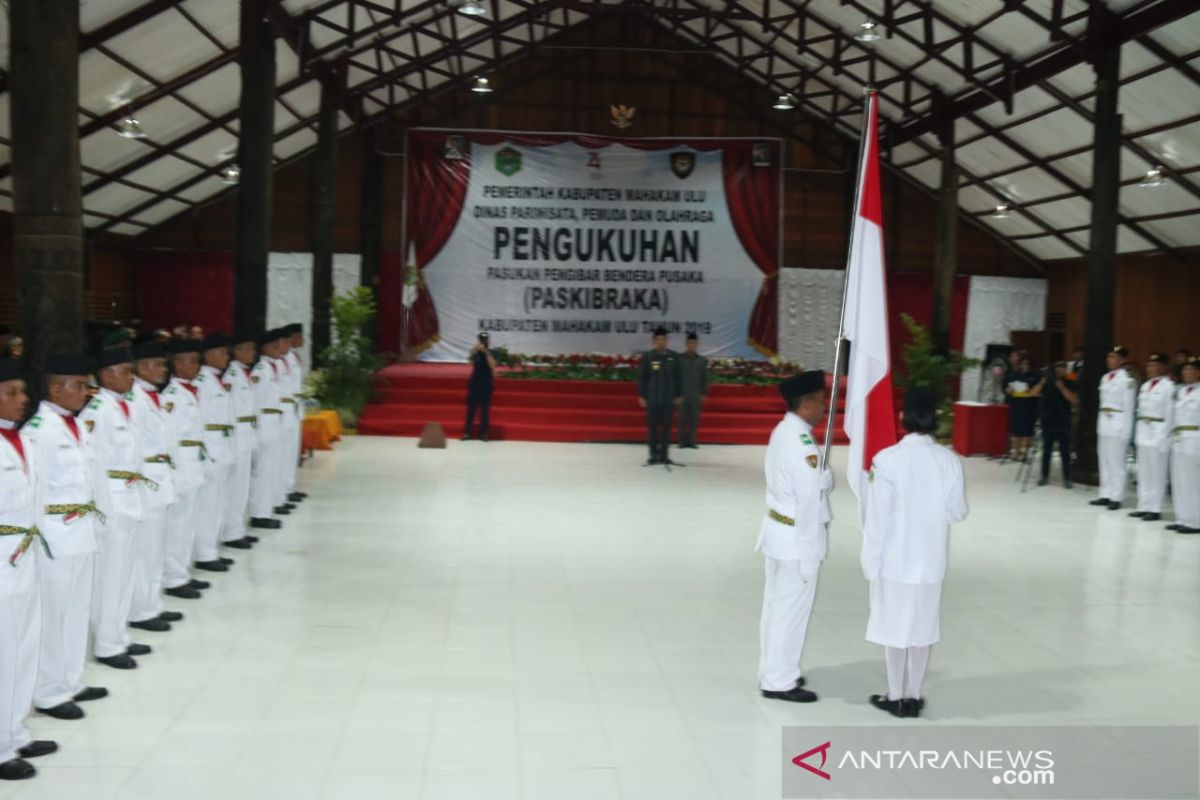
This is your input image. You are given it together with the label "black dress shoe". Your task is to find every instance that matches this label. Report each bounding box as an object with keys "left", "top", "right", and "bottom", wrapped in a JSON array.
[
  {"left": 1177, "top": 526, "right": 1200, "bottom": 534},
  {"left": 1037, "top": 478, "right": 1048, "bottom": 486},
  {"left": 37, "top": 702, "right": 83, "bottom": 720},
  {"left": 129, "top": 617, "right": 170, "bottom": 632},
  {"left": 1089, "top": 498, "right": 1112, "bottom": 506},
  {"left": 1142, "top": 512, "right": 1162, "bottom": 521},
  {"left": 288, "top": 492, "right": 307, "bottom": 502},
  {"left": 902, "top": 698, "right": 924, "bottom": 718},
  {"left": 126, "top": 644, "right": 152, "bottom": 657},
  {"left": 282, "top": 503, "right": 296, "bottom": 511},
  {"left": 0, "top": 758, "right": 34, "bottom": 780},
  {"left": 1107, "top": 501, "right": 1122, "bottom": 510},
  {"left": 869, "top": 694, "right": 906, "bottom": 717},
  {"left": 164, "top": 585, "right": 201, "bottom": 599},
  {"left": 219, "top": 557, "right": 235, "bottom": 565},
  {"left": 223, "top": 539, "right": 252, "bottom": 550},
  {"left": 273, "top": 506, "right": 291, "bottom": 516},
  {"left": 244, "top": 535, "right": 260, "bottom": 543},
  {"left": 159, "top": 611, "right": 183, "bottom": 623},
  {"left": 1167, "top": 523, "right": 1182, "bottom": 531},
  {"left": 460, "top": 434, "right": 473, "bottom": 441},
  {"left": 1128, "top": 510, "right": 1147, "bottom": 518},
  {"left": 188, "top": 578, "right": 211, "bottom": 590},
  {"left": 1064, "top": 480, "right": 1074, "bottom": 489},
  {"left": 18, "top": 741, "right": 57, "bottom": 759},
  {"left": 762, "top": 686, "right": 818, "bottom": 703},
  {"left": 73, "top": 687, "right": 108, "bottom": 702},
  {"left": 194, "top": 560, "right": 228, "bottom": 572},
  {"left": 249, "top": 518, "right": 281, "bottom": 529},
  {"left": 96, "top": 654, "right": 137, "bottom": 670}
]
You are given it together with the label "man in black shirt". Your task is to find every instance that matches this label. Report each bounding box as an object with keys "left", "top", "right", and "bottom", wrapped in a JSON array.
[
  {"left": 637, "top": 327, "right": 682, "bottom": 465},
  {"left": 1037, "top": 361, "right": 1079, "bottom": 487}
]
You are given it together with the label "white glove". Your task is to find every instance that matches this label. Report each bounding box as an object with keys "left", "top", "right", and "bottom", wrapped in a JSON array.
[{"left": 819, "top": 467, "right": 835, "bottom": 492}]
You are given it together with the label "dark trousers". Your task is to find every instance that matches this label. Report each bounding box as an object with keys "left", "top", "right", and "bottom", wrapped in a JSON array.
[
  {"left": 678, "top": 396, "right": 702, "bottom": 446},
  {"left": 465, "top": 388, "right": 492, "bottom": 437},
  {"left": 646, "top": 403, "right": 674, "bottom": 462},
  {"left": 1042, "top": 428, "right": 1071, "bottom": 481}
]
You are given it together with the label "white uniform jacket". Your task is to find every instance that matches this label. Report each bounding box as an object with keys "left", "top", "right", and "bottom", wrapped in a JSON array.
[
  {"left": 130, "top": 379, "right": 176, "bottom": 509},
  {"left": 861, "top": 433, "right": 968, "bottom": 584},
  {"left": 225, "top": 362, "right": 258, "bottom": 457},
  {"left": 251, "top": 358, "right": 284, "bottom": 445},
  {"left": 196, "top": 366, "right": 234, "bottom": 468},
  {"left": 1173, "top": 384, "right": 1200, "bottom": 456},
  {"left": 1097, "top": 368, "right": 1138, "bottom": 439},
  {"left": 161, "top": 378, "right": 205, "bottom": 494},
  {"left": 0, "top": 421, "right": 40, "bottom": 584},
  {"left": 21, "top": 402, "right": 100, "bottom": 558},
  {"left": 756, "top": 412, "right": 831, "bottom": 563},
  {"left": 1135, "top": 377, "right": 1175, "bottom": 449},
  {"left": 77, "top": 389, "right": 146, "bottom": 522}
]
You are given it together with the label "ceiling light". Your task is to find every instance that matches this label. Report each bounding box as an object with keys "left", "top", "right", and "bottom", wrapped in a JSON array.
[
  {"left": 117, "top": 116, "right": 147, "bottom": 140},
  {"left": 457, "top": 0, "right": 486, "bottom": 16},
  {"left": 471, "top": 76, "right": 493, "bottom": 94},
  {"left": 772, "top": 94, "right": 795, "bottom": 110},
  {"left": 1139, "top": 166, "right": 1166, "bottom": 188},
  {"left": 219, "top": 164, "right": 240, "bottom": 185},
  {"left": 990, "top": 204, "right": 1012, "bottom": 219},
  {"left": 855, "top": 21, "right": 881, "bottom": 42}
]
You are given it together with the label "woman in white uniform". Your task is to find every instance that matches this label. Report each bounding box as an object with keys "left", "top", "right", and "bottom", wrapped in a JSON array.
[{"left": 861, "top": 388, "right": 968, "bottom": 718}]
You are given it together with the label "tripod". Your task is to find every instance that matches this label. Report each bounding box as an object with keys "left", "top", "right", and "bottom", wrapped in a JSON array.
[{"left": 1016, "top": 421, "right": 1042, "bottom": 493}]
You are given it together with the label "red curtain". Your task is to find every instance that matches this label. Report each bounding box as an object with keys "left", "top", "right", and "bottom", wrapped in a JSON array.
[
  {"left": 136, "top": 251, "right": 234, "bottom": 334},
  {"left": 722, "top": 141, "right": 781, "bottom": 356}
]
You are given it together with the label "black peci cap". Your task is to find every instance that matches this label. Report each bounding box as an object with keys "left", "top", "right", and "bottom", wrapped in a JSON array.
[
  {"left": 903, "top": 386, "right": 937, "bottom": 417},
  {"left": 779, "top": 370, "right": 825, "bottom": 402},
  {"left": 1147, "top": 352, "right": 1167, "bottom": 364},
  {"left": 170, "top": 339, "right": 203, "bottom": 356},
  {"left": 202, "top": 332, "right": 231, "bottom": 351},
  {"left": 232, "top": 329, "right": 256, "bottom": 346},
  {"left": 96, "top": 347, "right": 133, "bottom": 369},
  {"left": 46, "top": 353, "right": 90, "bottom": 376},
  {"left": 1111, "top": 345, "right": 1130, "bottom": 357},
  {"left": 0, "top": 358, "right": 21, "bottom": 383},
  {"left": 132, "top": 340, "right": 166, "bottom": 360}
]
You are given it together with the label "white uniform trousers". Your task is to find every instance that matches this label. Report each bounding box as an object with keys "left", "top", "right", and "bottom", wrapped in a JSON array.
[
  {"left": 129, "top": 506, "right": 167, "bottom": 623},
  {"left": 91, "top": 513, "right": 139, "bottom": 658},
  {"left": 1170, "top": 449, "right": 1200, "bottom": 528},
  {"left": 758, "top": 558, "right": 820, "bottom": 692},
  {"left": 192, "top": 466, "right": 229, "bottom": 563},
  {"left": 35, "top": 552, "right": 94, "bottom": 708},
  {"left": 1097, "top": 435, "right": 1129, "bottom": 503},
  {"left": 283, "top": 417, "right": 301, "bottom": 497},
  {"left": 1136, "top": 444, "right": 1171, "bottom": 514},
  {"left": 163, "top": 490, "right": 198, "bottom": 590},
  {"left": 220, "top": 455, "right": 252, "bottom": 543},
  {"left": 0, "top": 578, "right": 40, "bottom": 762},
  {"left": 248, "top": 440, "right": 278, "bottom": 519}
]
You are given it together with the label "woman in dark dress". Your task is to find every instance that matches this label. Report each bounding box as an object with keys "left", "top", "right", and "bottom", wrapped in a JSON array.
[
  {"left": 463, "top": 332, "right": 497, "bottom": 440},
  {"left": 1005, "top": 355, "right": 1040, "bottom": 461}
]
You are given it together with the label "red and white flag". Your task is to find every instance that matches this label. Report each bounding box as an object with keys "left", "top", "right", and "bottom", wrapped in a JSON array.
[{"left": 843, "top": 93, "right": 897, "bottom": 508}]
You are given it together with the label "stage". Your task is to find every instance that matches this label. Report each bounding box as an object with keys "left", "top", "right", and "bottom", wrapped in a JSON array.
[{"left": 357, "top": 362, "right": 849, "bottom": 445}]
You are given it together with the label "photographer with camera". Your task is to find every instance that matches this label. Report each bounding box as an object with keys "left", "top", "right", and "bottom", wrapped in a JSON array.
[
  {"left": 463, "top": 332, "right": 497, "bottom": 441},
  {"left": 1033, "top": 362, "right": 1079, "bottom": 487}
]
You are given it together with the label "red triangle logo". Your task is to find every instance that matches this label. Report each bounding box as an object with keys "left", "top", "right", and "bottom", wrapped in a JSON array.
[{"left": 792, "top": 741, "right": 832, "bottom": 781}]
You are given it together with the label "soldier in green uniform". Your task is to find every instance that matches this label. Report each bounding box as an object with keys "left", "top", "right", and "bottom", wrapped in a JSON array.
[{"left": 637, "top": 327, "right": 682, "bottom": 465}]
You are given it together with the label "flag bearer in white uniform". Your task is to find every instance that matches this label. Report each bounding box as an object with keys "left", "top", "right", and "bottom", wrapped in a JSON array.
[
  {"left": 1130, "top": 353, "right": 1174, "bottom": 522},
  {"left": 160, "top": 341, "right": 209, "bottom": 600},
  {"left": 0, "top": 360, "right": 57, "bottom": 780},
  {"left": 757, "top": 371, "right": 832, "bottom": 703},
  {"left": 248, "top": 330, "right": 285, "bottom": 530},
  {"left": 27, "top": 354, "right": 107, "bottom": 721},
  {"left": 861, "top": 388, "right": 968, "bottom": 719},
  {"left": 283, "top": 323, "right": 308, "bottom": 504},
  {"left": 1090, "top": 346, "right": 1138, "bottom": 511},
  {"left": 128, "top": 340, "right": 183, "bottom": 630},
  {"left": 219, "top": 332, "right": 259, "bottom": 550},
  {"left": 272, "top": 334, "right": 297, "bottom": 515},
  {"left": 1169, "top": 358, "right": 1200, "bottom": 534},
  {"left": 192, "top": 334, "right": 235, "bottom": 573},
  {"left": 79, "top": 348, "right": 150, "bottom": 670}
]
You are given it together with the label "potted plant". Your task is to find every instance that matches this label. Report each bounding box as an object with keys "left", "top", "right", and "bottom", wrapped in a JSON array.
[
  {"left": 895, "top": 313, "right": 979, "bottom": 439},
  {"left": 305, "top": 287, "right": 382, "bottom": 428}
]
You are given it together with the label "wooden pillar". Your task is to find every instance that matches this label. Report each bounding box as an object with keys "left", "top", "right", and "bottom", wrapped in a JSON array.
[
  {"left": 359, "top": 126, "right": 384, "bottom": 340},
  {"left": 11, "top": 0, "right": 84, "bottom": 390},
  {"left": 1076, "top": 11, "right": 1121, "bottom": 484},
  {"left": 309, "top": 75, "right": 339, "bottom": 365},
  {"left": 233, "top": 0, "right": 276, "bottom": 336},
  {"left": 931, "top": 104, "right": 958, "bottom": 357}
]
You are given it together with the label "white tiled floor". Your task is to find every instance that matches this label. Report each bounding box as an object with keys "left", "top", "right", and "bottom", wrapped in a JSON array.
[{"left": 12, "top": 437, "right": 1200, "bottom": 799}]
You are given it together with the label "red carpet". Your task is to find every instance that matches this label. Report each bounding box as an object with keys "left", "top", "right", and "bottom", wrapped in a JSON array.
[{"left": 358, "top": 363, "right": 849, "bottom": 445}]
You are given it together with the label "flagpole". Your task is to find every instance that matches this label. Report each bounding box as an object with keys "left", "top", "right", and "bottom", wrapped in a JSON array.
[{"left": 820, "top": 88, "right": 876, "bottom": 470}]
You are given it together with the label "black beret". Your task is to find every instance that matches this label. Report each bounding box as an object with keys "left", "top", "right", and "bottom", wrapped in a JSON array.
[
  {"left": 1111, "top": 345, "right": 1130, "bottom": 357},
  {"left": 0, "top": 359, "right": 21, "bottom": 383},
  {"left": 96, "top": 347, "right": 133, "bottom": 369},
  {"left": 170, "top": 339, "right": 203, "bottom": 356},
  {"left": 903, "top": 386, "right": 937, "bottom": 417},
  {"left": 232, "top": 330, "right": 256, "bottom": 346},
  {"left": 779, "top": 370, "right": 825, "bottom": 402},
  {"left": 202, "top": 332, "right": 231, "bottom": 351},
  {"left": 653, "top": 327, "right": 668, "bottom": 337},
  {"left": 132, "top": 340, "right": 165, "bottom": 360},
  {"left": 46, "top": 353, "right": 90, "bottom": 376},
  {"left": 256, "top": 329, "right": 278, "bottom": 347},
  {"left": 1147, "top": 352, "right": 1167, "bottom": 364},
  {"left": 283, "top": 323, "right": 303, "bottom": 335}
]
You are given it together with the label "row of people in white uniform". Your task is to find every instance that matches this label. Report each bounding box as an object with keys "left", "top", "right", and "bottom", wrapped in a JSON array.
[
  {"left": 756, "top": 372, "right": 967, "bottom": 718},
  {"left": 0, "top": 325, "right": 308, "bottom": 781},
  {"left": 1092, "top": 347, "right": 1200, "bottom": 533}
]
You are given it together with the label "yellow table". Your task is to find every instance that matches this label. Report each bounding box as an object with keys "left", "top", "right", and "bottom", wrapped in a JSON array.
[{"left": 302, "top": 410, "right": 342, "bottom": 451}]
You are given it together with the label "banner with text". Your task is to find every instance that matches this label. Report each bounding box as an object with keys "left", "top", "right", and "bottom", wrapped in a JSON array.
[{"left": 403, "top": 130, "right": 781, "bottom": 361}]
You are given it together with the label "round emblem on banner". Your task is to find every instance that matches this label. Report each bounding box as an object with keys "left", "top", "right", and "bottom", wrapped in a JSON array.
[
  {"left": 495, "top": 147, "right": 522, "bottom": 177},
  {"left": 669, "top": 151, "right": 695, "bottom": 179}
]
